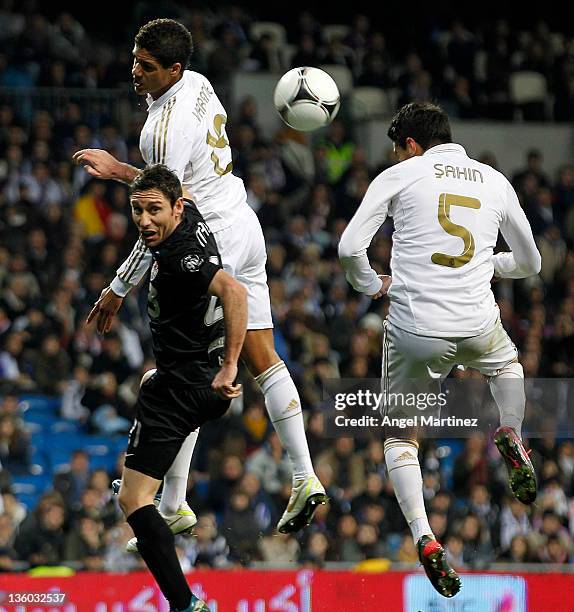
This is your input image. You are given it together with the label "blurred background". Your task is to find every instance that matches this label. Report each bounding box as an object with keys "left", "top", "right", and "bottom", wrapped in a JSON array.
[{"left": 0, "top": 1, "right": 573, "bottom": 609}]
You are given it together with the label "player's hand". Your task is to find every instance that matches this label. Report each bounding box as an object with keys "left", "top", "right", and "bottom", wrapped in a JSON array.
[
  {"left": 212, "top": 363, "right": 242, "bottom": 400},
  {"left": 87, "top": 286, "right": 124, "bottom": 334},
  {"left": 370, "top": 274, "right": 392, "bottom": 300},
  {"left": 73, "top": 149, "right": 121, "bottom": 180}
]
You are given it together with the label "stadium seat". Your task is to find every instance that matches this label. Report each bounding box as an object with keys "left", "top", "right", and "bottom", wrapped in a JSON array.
[
  {"left": 510, "top": 71, "right": 548, "bottom": 120},
  {"left": 350, "top": 87, "right": 390, "bottom": 120},
  {"left": 49, "top": 419, "right": 81, "bottom": 434},
  {"left": 19, "top": 396, "right": 61, "bottom": 413},
  {"left": 250, "top": 21, "right": 287, "bottom": 46},
  {"left": 23, "top": 411, "right": 58, "bottom": 432},
  {"left": 11, "top": 473, "right": 52, "bottom": 509},
  {"left": 318, "top": 64, "right": 353, "bottom": 96},
  {"left": 323, "top": 24, "right": 351, "bottom": 43},
  {"left": 510, "top": 71, "right": 547, "bottom": 104}
]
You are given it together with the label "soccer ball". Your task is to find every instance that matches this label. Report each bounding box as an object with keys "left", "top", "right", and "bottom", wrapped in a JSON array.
[{"left": 273, "top": 67, "right": 340, "bottom": 132}]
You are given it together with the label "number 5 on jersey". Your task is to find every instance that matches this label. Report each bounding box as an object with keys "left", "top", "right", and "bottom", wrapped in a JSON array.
[
  {"left": 432, "top": 192, "right": 481, "bottom": 268},
  {"left": 206, "top": 114, "right": 233, "bottom": 177}
]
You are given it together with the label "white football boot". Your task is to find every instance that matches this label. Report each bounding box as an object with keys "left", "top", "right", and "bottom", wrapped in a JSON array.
[
  {"left": 126, "top": 501, "right": 197, "bottom": 553},
  {"left": 277, "top": 475, "right": 328, "bottom": 534}
]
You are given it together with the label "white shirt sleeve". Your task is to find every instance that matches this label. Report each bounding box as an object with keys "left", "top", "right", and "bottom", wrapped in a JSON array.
[
  {"left": 493, "top": 182, "right": 542, "bottom": 279},
  {"left": 338, "top": 166, "right": 403, "bottom": 295},
  {"left": 110, "top": 237, "right": 153, "bottom": 297}
]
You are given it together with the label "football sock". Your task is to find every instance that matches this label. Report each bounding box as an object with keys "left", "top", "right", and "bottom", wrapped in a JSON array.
[
  {"left": 127, "top": 504, "right": 191, "bottom": 610},
  {"left": 384, "top": 438, "right": 433, "bottom": 543},
  {"left": 489, "top": 362, "right": 525, "bottom": 438},
  {"left": 256, "top": 361, "right": 315, "bottom": 483},
  {"left": 159, "top": 429, "right": 199, "bottom": 515}
]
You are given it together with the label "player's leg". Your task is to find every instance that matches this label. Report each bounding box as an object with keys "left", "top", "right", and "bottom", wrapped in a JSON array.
[
  {"left": 215, "top": 208, "right": 326, "bottom": 533},
  {"left": 118, "top": 468, "right": 203, "bottom": 612},
  {"left": 120, "top": 379, "right": 209, "bottom": 612},
  {"left": 382, "top": 322, "right": 460, "bottom": 598},
  {"left": 462, "top": 319, "right": 537, "bottom": 504},
  {"left": 158, "top": 430, "right": 199, "bottom": 517},
  {"left": 242, "top": 328, "right": 327, "bottom": 532},
  {"left": 135, "top": 370, "right": 197, "bottom": 542}
]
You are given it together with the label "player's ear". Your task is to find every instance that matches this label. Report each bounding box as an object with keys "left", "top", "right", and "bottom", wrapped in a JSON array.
[
  {"left": 171, "top": 62, "right": 182, "bottom": 77},
  {"left": 174, "top": 197, "right": 184, "bottom": 215},
  {"left": 405, "top": 137, "right": 423, "bottom": 157}
]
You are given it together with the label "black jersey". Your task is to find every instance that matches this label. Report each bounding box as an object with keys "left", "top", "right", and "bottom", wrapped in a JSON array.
[{"left": 147, "top": 202, "right": 224, "bottom": 385}]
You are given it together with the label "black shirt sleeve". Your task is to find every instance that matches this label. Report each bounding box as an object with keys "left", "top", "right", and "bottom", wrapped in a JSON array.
[{"left": 170, "top": 246, "right": 220, "bottom": 293}]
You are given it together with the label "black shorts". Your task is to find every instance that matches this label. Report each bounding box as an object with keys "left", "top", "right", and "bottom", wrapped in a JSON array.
[{"left": 124, "top": 371, "right": 230, "bottom": 480}]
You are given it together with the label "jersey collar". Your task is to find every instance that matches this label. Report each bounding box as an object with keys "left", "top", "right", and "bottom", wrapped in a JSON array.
[
  {"left": 146, "top": 72, "right": 187, "bottom": 111},
  {"left": 423, "top": 143, "right": 467, "bottom": 156}
]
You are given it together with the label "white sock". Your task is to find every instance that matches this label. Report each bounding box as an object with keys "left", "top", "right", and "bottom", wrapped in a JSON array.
[
  {"left": 256, "top": 361, "right": 314, "bottom": 483},
  {"left": 159, "top": 428, "right": 199, "bottom": 515},
  {"left": 384, "top": 439, "right": 433, "bottom": 543},
  {"left": 488, "top": 362, "right": 525, "bottom": 439}
]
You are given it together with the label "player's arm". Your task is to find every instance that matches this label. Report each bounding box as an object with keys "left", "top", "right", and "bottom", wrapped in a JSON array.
[
  {"left": 338, "top": 169, "right": 401, "bottom": 297},
  {"left": 207, "top": 270, "right": 248, "bottom": 400},
  {"left": 493, "top": 182, "right": 542, "bottom": 279},
  {"left": 73, "top": 149, "right": 140, "bottom": 184},
  {"left": 87, "top": 238, "right": 153, "bottom": 334},
  {"left": 208, "top": 270, "right": 248, "bottom": 367},
  {"left": 110, "top": 237, "right": 153, "bottom": 297}
]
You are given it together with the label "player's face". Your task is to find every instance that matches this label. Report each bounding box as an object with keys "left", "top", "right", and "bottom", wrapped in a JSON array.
[
  {"left": 131, "top": 188, "right": 184, "bottom": 247},
  {"left": 131, "top": 46, "right": 181, "bottom": 99}
]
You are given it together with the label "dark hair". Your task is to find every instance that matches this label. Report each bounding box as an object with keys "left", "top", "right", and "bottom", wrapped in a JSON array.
[
  {"left": 130, "top": 164, "right": 182, "bottom": 205},
  {"left": 135, "top": 18, "right": 193, "bottom": 70},
  {"left": 387, "top": 101, "right": 452, "bottom": 150}
]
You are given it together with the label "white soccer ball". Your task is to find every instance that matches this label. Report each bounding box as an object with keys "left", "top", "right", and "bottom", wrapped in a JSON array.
[{"left": 273, "top": 67, "right": 340, "bottom": 132}]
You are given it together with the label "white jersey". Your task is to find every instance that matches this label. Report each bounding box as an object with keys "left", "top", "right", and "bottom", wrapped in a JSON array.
[
  {"left": 338, "top": 143, "right": 541, "bottom": 337},
  {"left": 111, "top": 71, "right": 249, "bottom": 296}
]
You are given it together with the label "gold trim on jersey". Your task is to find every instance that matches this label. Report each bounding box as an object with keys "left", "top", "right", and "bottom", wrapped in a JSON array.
[
  {"left": 162, "top": 97, "right": 176, "bottom": 163},
  {"left": 152, "top": 105, "right": 164, "bottom": 163},
  {"left": 152, "top": 96, "right": 176, "bottom": 164}
]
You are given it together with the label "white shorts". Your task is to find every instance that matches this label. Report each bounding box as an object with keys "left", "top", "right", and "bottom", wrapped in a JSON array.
[
  {"left": 382, "top": 318, "right": 518, "bottom": 415},
  {"left": 213, "top": 206, "right": 273, "bottom": 330}
]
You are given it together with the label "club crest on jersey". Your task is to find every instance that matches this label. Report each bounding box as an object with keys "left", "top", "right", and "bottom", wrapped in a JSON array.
[
  {"left": 150, "top": 261, "right": 159, "bottom": 281},
  {"left": 181, "top": 253, "right": 204, "bottom": 273}
]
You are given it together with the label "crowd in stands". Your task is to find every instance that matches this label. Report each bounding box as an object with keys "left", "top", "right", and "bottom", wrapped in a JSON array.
[
  {"left": 2, "top": 3, "right": 574, "bottom": 120},
  {"left": 0, "top": 1, "right": 574, "bottom": 573}
]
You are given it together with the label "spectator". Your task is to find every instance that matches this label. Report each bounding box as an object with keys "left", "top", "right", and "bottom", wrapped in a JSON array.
[
  {"left": 498, "top": 534, "right": 532, "bottom": 562},
  {"left": 246, "top": 432, "right": 291, "bottom": 495},
  {"left": 208, "top": 454, "right": 245, "bottom": 514},
  {"left": 458, "top": 513, "right": 493, "bottom": 567},
  {"left": 64, "top": 515, "right": 105, "bottom": 570},
  {"left": 183, "top": 513, "right": 230, "bottom": 569},
  {"left": 0, "top": 512, "right": 18, "bottom": 571},
  {"left": 499, "top": 497, "right": 531, "bottom": 551},
  {"left": 0, "top": 414, "right": 29, "bottom": 475},
  {"left": 221, "top": 489, "right": 261, "bottom": 564},
  {"left": 259, "top": 531, "right": 299, "bottom": 566},
  {"left": 334, "top": 514, "right": 362, "bottom": 562},
  {"left": 318, "top": 437, "right": 366, "bottom": 503},
  {"left": 53, "top": 449, "right": 90, "bottom": 508},
  {"left": 453, "top": 433, "right": 493, "bottom": 498},
  {"left": 26, "top": 333, "right": 71, "bottom": 395},
  {"left": 14, "top": 497, "right": 66, "bottom": 567}
]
